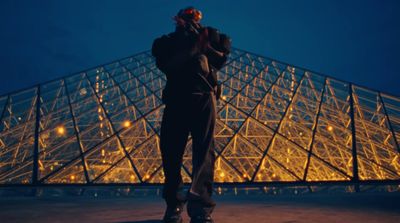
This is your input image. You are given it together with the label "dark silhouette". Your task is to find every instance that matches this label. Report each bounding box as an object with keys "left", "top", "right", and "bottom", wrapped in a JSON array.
[{"left": 151, "top": 6, "right": 231, "bottom": 223}]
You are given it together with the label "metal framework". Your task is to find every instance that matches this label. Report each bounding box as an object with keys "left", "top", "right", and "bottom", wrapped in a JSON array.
[{"left": 0, "top": 48, "right": 399, "bottom": 188}]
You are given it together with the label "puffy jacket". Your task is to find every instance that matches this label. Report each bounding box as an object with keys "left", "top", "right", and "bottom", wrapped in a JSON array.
[{"left": 152, "top": 25, "right": 231, "bottom": 103}]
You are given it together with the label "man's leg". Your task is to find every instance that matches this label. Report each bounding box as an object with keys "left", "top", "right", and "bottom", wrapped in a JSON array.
[
  {"left": 160, "top": 103, "right": 190, "bottom": 209},
  {"left": 187, "top": 93, "right": 217, "bottom": 219}
]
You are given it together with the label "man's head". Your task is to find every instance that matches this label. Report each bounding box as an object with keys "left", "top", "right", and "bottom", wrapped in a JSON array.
[{"left": 175, "top": 6, "right": 202, "bottom": 26}]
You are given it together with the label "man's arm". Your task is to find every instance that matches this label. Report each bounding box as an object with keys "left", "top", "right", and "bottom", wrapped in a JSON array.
[{"left": 206, "top": 29, "right": 231, "bottom": 71}]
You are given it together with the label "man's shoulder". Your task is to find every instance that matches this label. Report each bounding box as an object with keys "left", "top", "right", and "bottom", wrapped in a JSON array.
[
  {"left": 152, "top": 32, "right": 177, "bottom": 57},
  {"left": 152, "top": 31, "right": 182, "bottom": 48},
  {"left": 153, "top": 32, "right": 174, "bottom": 42}
]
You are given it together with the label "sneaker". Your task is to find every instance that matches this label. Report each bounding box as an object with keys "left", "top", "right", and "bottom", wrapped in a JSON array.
[
  {"left": 190, "top": 215, "right": 214, "bottom": 223},
  {"left": 163, "top": 205, "right": 184, "bottom": 223}
]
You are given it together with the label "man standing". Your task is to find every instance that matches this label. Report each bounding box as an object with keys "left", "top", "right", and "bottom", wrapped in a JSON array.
[{"left": 151, "top": 6, "right": 231, "bottom": 223}]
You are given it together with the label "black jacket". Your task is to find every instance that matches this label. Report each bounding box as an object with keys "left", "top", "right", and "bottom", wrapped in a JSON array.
[{"left": 152, "top": 25, "right": 231, "bottom": 103}]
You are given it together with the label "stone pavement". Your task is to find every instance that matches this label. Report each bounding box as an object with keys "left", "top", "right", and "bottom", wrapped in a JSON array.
[{"left": 0, "top": 190, "right": 399, "bottom": 223}]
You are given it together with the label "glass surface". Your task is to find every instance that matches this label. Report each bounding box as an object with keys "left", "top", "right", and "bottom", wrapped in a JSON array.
[{"left": 0, "top": 49, "right": 399, "bottom": 185}]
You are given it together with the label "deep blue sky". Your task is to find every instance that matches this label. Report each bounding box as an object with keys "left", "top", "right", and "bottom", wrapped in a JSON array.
[{"left": 0, "top": 0, "right": 399, "bottom": 96}]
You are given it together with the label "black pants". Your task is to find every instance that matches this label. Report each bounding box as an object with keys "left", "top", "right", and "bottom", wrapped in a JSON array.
[{"left": 160, "top": 91, "right": 216, "bottom": 217}]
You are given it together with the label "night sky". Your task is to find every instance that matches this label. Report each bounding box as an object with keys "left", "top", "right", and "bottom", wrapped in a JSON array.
[{"left": 1, "top": 0, "right": 399, "bottom": 97}]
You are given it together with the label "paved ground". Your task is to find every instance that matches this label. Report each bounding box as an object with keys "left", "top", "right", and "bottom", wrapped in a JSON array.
[{"left": 0, "top": 191, "right": 400, "bottom": 223}]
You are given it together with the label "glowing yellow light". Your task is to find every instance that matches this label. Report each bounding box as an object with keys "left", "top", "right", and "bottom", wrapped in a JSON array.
[
  {"left": 243, "top": 174, "right": 248, "bottom": 179},
  {"left": 144, "top": 174, "right": 150, "bottom": 180},
  {"left": 222, "top": 96, "right": 227, "bottom": 100},
  {"left": 327, "top": 126, "right": 333, "bottom": 131},
  {"left": 101, "top": 149, "right": 105, "bottom": 156},
  {"left": 70, "top": 175, "right": 75, "bottom": 180},
  {"left": 272, "top": 173, "right": 276, "bottom": 178},
  {"left": 102, "top": 159, "right": 106, "bottom": 163},
  {"left": 257, "top": 173, "right": 262, "bottom": 178},
  {"left": 130, "top": 174, "right": 135, "bottom": 179},
  {"left": 123, "top": 120, "right": 131, "bottom": 128},
  {"left": 219, "top": 171, "right": 225, "bottom": 178},
  {"left": 57, "top": 126, "right": 66, "bottom": 135}
]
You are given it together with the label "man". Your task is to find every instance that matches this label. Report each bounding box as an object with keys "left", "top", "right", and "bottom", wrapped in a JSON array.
[{"left": 151, "top": 6, "right": 231, "bottom": 223}]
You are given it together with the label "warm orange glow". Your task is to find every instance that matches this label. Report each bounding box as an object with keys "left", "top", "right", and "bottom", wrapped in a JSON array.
[
  {"left": 57, "top": 126, "right": 66, "bottom": 135},
  {"left": 194, "top": 10, "right": 202, "bottom": 21},
  {"left": 123, "top": 120, "right": 131, "bottom": 128},
  {"left": 4, "top": 50, "right": 399, "bottom": 187}
]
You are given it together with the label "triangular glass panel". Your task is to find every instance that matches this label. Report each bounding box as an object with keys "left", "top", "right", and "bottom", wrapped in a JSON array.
[
  {"left": 217, "top": 104, "right": 247, "bottom": 131},
  {"left": 44, "top": 158, "right": 86, "bottom": 183},
  {"left": 129, "top": 135, "right": 162, "bottom": 181},
  {"left": 221, "top": 134, "right": 263, "bottom": 179},
  {"left": 253, "top": 155, "right": 299, "bottom": 182},
  {"left": 305, "top": 156, "right": 350, "bottom": 181},
  {"left": 84, "top": 136, "right": 127, "bottom": 181},
  {"left": 214, "top": 156, "right": 245, "bottom": 183},
  {"left": 237, "top": 117, "right": 274, "bottom": 152},
  {"left": 267, "top": 135, "right": 309, "bottom": 179},
  {"left": 94, "top": 157, "right": 140, "bottom": 183}
]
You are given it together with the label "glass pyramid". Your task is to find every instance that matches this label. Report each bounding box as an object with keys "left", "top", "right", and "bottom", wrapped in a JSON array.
[{"left": 0, "top": 48, "right": 399, "bottom": 187}]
